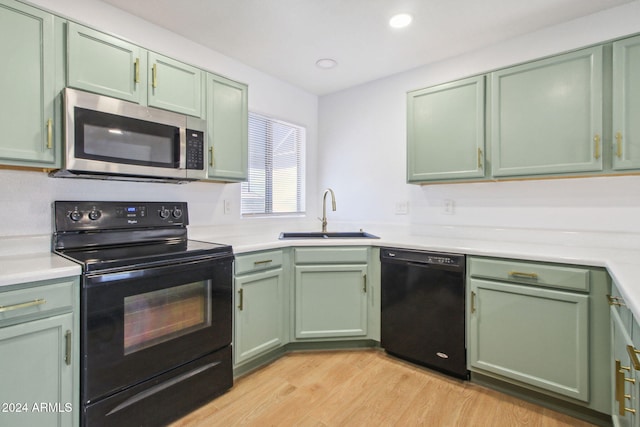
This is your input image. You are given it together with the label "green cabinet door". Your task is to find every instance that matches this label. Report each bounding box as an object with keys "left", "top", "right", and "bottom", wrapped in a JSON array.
[
  {"left": 0, "top": 313, "right": 73, "bottom": 427},
  {"left": 469, "top": 278, "right": 589, "bottom": 401},
  {"left": 67, "top": 22, "right": 145, "bottom": 104},
  {"left": 295, "top": 265, "right": 367, "bottom": 339},
  {"left": 490, "top": 46, "right": 603, "bottom": 177},
  {"left": 234, "top": 267, "right": 285, "bottom": 365},
  {"left": 147, "top": 52, "right": 204, "bottom": 118},
  {"left": 613, "top": 35, "right": 640, "bottom": 170},
  {"left": 206, "top": 73, "right": 248, "bottom": 181},
  {"left": 0, "top": 0, "right": 56, "bottom": 166},
  {"left": 611, "top": 307, "right": 636, "bottom": 425},
  {"left": 407, "top": 75, "right": 486, "bottom": 181}
]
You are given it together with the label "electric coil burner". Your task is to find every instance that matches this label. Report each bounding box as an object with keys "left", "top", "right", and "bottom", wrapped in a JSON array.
[{"left": 53, "top": 201, "right": 233, "bottom": 427}]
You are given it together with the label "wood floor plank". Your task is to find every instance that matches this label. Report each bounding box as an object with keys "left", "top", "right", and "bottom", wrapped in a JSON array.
[{"left": 169, "top": 350, "right": 597, "bottom": 427}]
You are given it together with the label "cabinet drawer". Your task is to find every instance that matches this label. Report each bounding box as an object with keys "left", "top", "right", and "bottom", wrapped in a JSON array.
[
  {"left": 0, "top": 278, "right": 75, "bottom": 324},
  {"left": 469, "top": 257, "right": 590, "bottom": 292},
  {"left": 235, "top": 250, "right": 283, "bottom": 275},
  {"left": 294, "top": 247, "right": 368, "bottom": 264}
]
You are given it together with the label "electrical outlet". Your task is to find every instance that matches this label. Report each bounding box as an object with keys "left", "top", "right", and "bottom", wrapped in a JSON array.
[
  {"left": 443, "top": 199, "right": 455, "bottom": 215},
  {"left": 223, "top": 199, "right": 231, "bottom": 215},
  {"left": 395, "top": 201, "right": 409, "bottom": 215}
]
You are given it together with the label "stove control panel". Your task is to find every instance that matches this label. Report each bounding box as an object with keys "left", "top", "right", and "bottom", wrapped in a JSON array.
[{"left": 54, "top": 201, "right": 189, "bottom": 232}]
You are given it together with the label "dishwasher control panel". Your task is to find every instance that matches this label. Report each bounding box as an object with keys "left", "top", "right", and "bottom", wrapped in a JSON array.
[{"left": 381, "top": 248, "right": 464, "bottom": 269}]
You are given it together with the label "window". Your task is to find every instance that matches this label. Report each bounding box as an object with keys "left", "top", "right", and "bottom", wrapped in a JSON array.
[{"left": 241, "top": 113, "right": 306, "bottom": 216}]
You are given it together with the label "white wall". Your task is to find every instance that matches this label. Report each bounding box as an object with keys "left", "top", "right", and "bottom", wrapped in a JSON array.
[
  {"left": 0, "top": 0, "right": 319, "bottom": 237},
  {"left": 318, "top": 1, "right": 640, "bottom": 233}
]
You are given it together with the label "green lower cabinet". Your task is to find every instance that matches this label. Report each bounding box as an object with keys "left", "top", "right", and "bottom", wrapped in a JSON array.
[
  {"left": 0, "top": 276, "right": 79, "bottom": 427},
  {"left": 469, "top": 278, "right": 589, "bottom": 401},
  {"left": 0, "top": 313, "right": 73, "bottom": 427},
  {"left": 612, "top": 34, "right": 640, "bottom": 171},
  {"left": 611, "top": 306, "right": 637, "bottom": 426},
  {"left": 0, "top": 0, "right": 57, "bottom": 167},
  {"left": 468, "top": 257, "right": 611, "bottom": 417},
  {"left": 490, "top": 46, "right": 604, "bottom": 177},
  {"left": 234, "top": 267, "right": 286, "bottom": 365},
  {"left": 295, "top": 264, "right": 368, "bottom": 339}
]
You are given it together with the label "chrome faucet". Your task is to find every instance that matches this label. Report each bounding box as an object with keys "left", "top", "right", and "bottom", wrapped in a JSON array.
[{"left": 320, "top": 188, "right": 336, "bottom": 233}]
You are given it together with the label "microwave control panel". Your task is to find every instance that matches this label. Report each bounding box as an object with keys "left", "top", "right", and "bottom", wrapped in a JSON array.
[{"left": 186, "top": 129, "right": 204, "bottom": 171}]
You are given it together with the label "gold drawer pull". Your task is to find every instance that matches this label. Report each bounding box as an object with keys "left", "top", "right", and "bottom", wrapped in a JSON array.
[
  {"left": 0, "top": 298, "right": 46, "bottom": 313},
  {"left": 628, "top": 345, "right": 640, "bottom": 370},
  {"left": 608, "top": 294, "right": 626, "bottom": 307},
  {"left": 477, "top": 148, "right": 483, "bottom": 169},
  {"left": 134, "top": 58, "right": 140, "bottom": 83},
  {"left": 209, "top": 147, "right": 214, "bottom": 167},
  {"left": 471, "top": 291, "right": 476, "bottom": 313},
  {"left": 594, "top": 134, "right": 601, "bottom": 160},
  {"left": 253, "top": 259, "right": 273, "bottom": 266},
  {"left": 616, "top": 132, "right": 623, "bottom": 159},
  {"left": 65, "top": 330, "right": 72, "bottom": 366},
  {"left": 237, "top": 289, "right": 244, "bottom": 311},
  {"left": 152, "top": 64, "right": 158, "bottom": 88},
  {"left": 508, "top": 271, "right": 538, "bottom": 280},
  {"left": 46, "top": 119, "right": 53, "bottom": 149}
]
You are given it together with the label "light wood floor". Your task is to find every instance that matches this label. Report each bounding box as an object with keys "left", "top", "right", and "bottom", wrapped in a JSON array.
[{"left": 170, "top": 349, "right": 595, "bottom": 427}]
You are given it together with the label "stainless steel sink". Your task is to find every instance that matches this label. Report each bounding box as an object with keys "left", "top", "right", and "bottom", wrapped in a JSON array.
[{"left": 278, "top": 231, "right": 380, "bottom": 240}]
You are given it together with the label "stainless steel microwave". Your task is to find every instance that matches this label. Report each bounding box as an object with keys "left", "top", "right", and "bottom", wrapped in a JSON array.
[{"left": 52, "top": 88, "right": 207, "bottom": 183}]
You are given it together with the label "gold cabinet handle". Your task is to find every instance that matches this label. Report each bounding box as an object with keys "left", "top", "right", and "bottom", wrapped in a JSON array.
[
  {"left": 64, "top": 330, "right": 72, "bottom": 366},
  {"left": 134, "top": 58, "right": 140, "bottom": 83},
  {"left": 616, "top": 359, "right": 637, "bottom": 415},
  {"left": 46, "top": 119, "right": 53, "bottom": 149},
  {"left": 0, "top": 298, "right": 46, "bottom": 313},
  {"left": 237, "top": 289, "right": 244, "bottom": 311},
  {"left": 471, "top": 291, "right": 476, "bottom": 313},
  {"left": 616, "top": 132, "right": 623, "bottom": 159},
  {"left": 363, "top": 274, "right": 367, "bottom": 293},
  {"left": 594, "top": 134, "right": 601, "bottom": 160},
  {"left": 209, "top": 147, "right": 214, "bottom": 167},
  {"left": 253, "top": 259, "right": 273, "bottom": 266},
  {"left": 628, "top": 345, "right": 640, "bottom": 370},
  {"left": 477, "top": 148, "right": 483, "bottom": 169},
  {"left": 508, "top": 271, "right": 538, "bottom": 280},
  {"left": 152, "top": 64, "right": 158, "bottom": 88},
  {"left": 608, "top": 294, "right": 626, "bottom": 307}
]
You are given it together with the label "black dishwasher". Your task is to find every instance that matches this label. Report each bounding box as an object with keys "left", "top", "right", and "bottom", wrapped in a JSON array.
[{"left": 381, "top": 247, "right": 468, "bottom": 379}]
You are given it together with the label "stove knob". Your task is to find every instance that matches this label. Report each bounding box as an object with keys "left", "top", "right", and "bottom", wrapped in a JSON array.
[
  {"left": 172, "top": 208, "right": 183, "bottom": 219},
  {"left": 88, "top": 210, "right": 102, "bottom": 221},
  {"left": 69, "top": 210, "right": 82, "bottom": 221},
  {"left": 159, "top": 208, "right": 171, "bottom": 219}
]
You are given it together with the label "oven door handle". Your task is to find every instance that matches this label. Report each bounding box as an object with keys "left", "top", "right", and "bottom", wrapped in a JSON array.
[{"left": 106, "top": 361, "right": 222, "bottom": 417}]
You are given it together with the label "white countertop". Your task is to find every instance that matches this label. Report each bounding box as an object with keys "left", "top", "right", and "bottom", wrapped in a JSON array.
[{"left": 1, "top": 225, "right": 638, "bottom": 321}]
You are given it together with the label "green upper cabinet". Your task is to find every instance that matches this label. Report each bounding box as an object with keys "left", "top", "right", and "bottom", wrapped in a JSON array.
[
  {"left": 67, "top": 22, "right": 145, "bottom": 104},
  {"left": 612, "top": 35, "right": 640, "bottom": 171},
  {"left": 147, "top": 52, "right": 204, "bottom": 117},
  {"left": 407, "top": 75, "right": 486, "bottom": 182},
  {"left": 490, "top": 46, "right": 604, "bottom": 177},
  {"left": 206, "top": 73, "right": 248, "bottom": 181},
  {"left": 0, "top": 0, "right": 57, "bottom": 166},
  {"left": 67, "top": 22, "right": 204, "bottom": 118}
]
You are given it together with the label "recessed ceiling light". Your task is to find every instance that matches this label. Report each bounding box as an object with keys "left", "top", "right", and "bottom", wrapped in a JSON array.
[
  {"left": 316, "top": 58, "right": 338, "bottom": 69},
  {"left": 389, "top": 13, "right": 413, "bottom": 29}
]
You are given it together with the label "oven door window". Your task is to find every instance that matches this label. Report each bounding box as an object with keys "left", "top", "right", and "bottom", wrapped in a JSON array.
[
  {"left": 75, "top": 107, "right": 180, "bottom": 168},
  {"left": 124, "top": 281, "right": 211, "bottom": 355}
]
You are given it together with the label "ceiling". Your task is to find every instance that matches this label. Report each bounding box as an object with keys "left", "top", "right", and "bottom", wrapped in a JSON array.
[{"left": 100, "top": 0, "right": 635, "bottom": 95}]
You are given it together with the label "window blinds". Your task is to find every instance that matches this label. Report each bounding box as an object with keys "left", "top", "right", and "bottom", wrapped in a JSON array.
[{"left": 241, "top": 113, "right": 306, "bottom": 216}]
